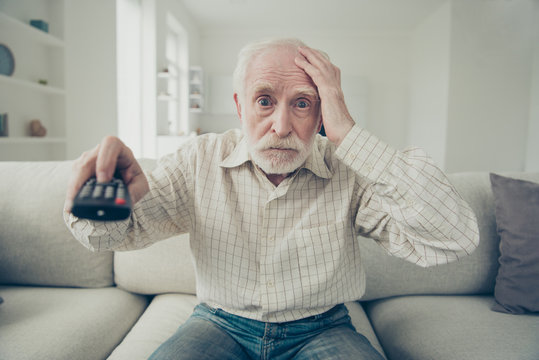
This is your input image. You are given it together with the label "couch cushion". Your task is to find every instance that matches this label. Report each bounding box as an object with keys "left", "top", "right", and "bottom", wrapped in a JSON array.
[
  {"left": 0, "top": 161, "right": 114, "bottom": 287},
  {"left": 114, "top": 233, "right": 197, "bottom": 295},
  {"left": 359, "top": 172, "right": 539, "bottom": 301},
  {"left": 0, "top": 285, "right": 148, "bottom": 360},
  {"left": 109, "top": 295, "right": 387, "bottom": 360},
  {"left": 365, "top": 295, "right": 539, "bottom": 360},
  {"left": 107, "top": 293, "right": 200, "bottom": 359},
  {"left": 346, "top": 301, "right": 387, "bottom": 359},
  {"left": 490, "top": 173, "right": 539, "bottom": 314}
]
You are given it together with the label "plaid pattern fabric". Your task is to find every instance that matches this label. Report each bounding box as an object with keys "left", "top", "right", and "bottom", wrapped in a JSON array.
[{"left": 65, "top": 125, "right": 479, "bottom": 322}]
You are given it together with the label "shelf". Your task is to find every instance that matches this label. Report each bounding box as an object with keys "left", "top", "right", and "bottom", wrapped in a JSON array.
[
  {"left": 0, "top": 1, "right": 66, "bottom": 161},
  {"left": 157, "top": 94, "right": 176, "bottom": 101},
  {"left": 157, "top": 71, "right": 176, "bottom": 79},
  {"left": 0, "top": 11, "right": 65, "bottom": 48},
  {"left": 189, "top": 66, "right": 204, "bottom": 113},
  {"left": 0, "top": 137, "right": 66, "bottom": 144},
  {"left": 0, "top": 74, "right": 65, "bottom": 95}
]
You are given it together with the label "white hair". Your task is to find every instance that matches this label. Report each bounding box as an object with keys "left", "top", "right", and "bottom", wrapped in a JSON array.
[{"left": 232, "top": 37, "right": 308, "bottom": 101}]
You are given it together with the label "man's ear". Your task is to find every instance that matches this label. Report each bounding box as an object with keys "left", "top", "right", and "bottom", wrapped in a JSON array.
[
  {"left": 317, "top": 115, "right": 323, "bottom": 133},
  {"left": 233, "top": 93, "right": 242, "bottom": 122}
]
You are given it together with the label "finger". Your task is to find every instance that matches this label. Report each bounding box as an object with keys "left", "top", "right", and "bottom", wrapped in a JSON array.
[
  {"left": 95, "top": 136, "right": 123, "bottom": 183},
  {"left": 96, "top": 138, "right": 142, "bottom": 200},
  {"left": 295, "top": 53, "right": 324, "bottom": 82},
  {"left": 297, "top": 46, "right": 328, "bottom": 67},
  {"left": 294, "top": 53, "right": 312, "bottom": 72},
  {"left": 299, "top": 47, "right": 341, "bottom": 80},
  {"left": 297, "top": 49, "right": 339, "bottom": 81},
  {"left": 64, "top": 144, "right": 100, "bottom": 212},
  {"left": 114, "top": 146, "right": 139, "bottom": 185}
]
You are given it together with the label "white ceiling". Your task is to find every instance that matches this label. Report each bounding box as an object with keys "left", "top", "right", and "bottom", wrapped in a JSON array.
[{"left": 180, "top": 0, "right": 447, "bottom": 35}]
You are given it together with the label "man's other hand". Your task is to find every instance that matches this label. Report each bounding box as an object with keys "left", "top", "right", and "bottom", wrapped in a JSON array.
[{"left": 295, "top": 46, "right": 355, "bottom": 146}]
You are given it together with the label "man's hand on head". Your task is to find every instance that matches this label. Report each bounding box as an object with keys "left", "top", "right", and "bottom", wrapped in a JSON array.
[{"left": 295, "top": 46, "right": 355, "bottom": 147}]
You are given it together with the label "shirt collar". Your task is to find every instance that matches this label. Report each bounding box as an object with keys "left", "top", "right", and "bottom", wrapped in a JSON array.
[
  {"left": 303, "top": 140, "right": 333, "bottom": 179},
  {"left": 220, "top": 136, "right": 251, "bottom": 168},
  {"left": 220, "top": 135, "right": 333, "bottom": 180}
]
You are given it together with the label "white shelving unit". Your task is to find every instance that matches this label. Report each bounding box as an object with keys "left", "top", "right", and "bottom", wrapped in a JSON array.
[
  {"left": 0, "top": 0, "right": 66, "bottom": 161},
  {"left": 0, "top": 11, "right": 64, "bottom": 48},
  {"left": 156, "top": 68, "right": 180, "bottom": 135},
  {"left": 0, "top": 73, "right": 65, "bottom": 95},
  {"left": 156, "top": 70, "right": 177, "bottom": 101},
  {"left": 189, "top": 66, "right": 204, "bottom": 113}
]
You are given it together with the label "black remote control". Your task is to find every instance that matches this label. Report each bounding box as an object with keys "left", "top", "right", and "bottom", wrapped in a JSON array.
[{"left": 72, "top": 177, "right": 132, "bottom": 221}]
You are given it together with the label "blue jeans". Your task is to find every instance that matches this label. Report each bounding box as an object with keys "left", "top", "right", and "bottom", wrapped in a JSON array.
[{"left": 148, "top": 303, "right": 385, "bottom": 360}]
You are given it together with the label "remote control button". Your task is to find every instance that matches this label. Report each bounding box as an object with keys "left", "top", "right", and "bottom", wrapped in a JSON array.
[
  {"left": 104, "top": 185, "right": 115, "bottom": 199},
  {"left": 92, "top": 185, "right": 104, "bottom": 198},
  {"left": 115, "top": 198, "right": 126, "bottom": 205},
  {"left": 80, "top": 184, "right": 93, "bottom": 198}
]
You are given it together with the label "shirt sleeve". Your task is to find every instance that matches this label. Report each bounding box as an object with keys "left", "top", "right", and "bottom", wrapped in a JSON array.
[
  {"left": 64, "top": 150, "right": 195, "bottom": 252},
  {"left": 335, "top": 124, "right": 480, "bottom": 267}
]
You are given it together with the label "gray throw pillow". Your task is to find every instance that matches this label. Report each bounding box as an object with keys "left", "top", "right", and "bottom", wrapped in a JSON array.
[{"left": 490, "top": 173, "right": 539, "bottom": 314}]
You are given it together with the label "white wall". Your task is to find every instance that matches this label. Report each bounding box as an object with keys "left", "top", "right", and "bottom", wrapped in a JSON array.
[
  {"left": 198, "top": 30, "right": 410, "bottom": 149},
  {"left": 407, "top": 0, "right": 537, "bottom": 173},
  {"left": 445, "top": 0, "right": 536, "bottom": 172},
  {"left": 525, "top": 0, "right": 539, "bottom": 172},
  {"left": 408, "top": 1, "right": 451, "bottom": 168},
  {"left": 65, "top": 0, "right": 118, "bottom": 159},
  {"left": 117, "top": 0, "right": 142, "bottom": 157}
]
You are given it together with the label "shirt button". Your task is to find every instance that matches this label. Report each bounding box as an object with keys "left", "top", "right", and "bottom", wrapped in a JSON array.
[
  {"left": 365, "top": 163, "right": 374, "bottom": 172},
  {"left": 267, "top": 280, "right": 274, "bottom": 288}
]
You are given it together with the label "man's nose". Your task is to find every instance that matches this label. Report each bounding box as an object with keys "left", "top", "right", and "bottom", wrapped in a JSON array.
[{"left": 271, "top": 105, "right": 293, "bottom": 138}]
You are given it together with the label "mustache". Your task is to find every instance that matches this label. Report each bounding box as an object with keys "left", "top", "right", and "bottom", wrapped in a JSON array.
[{"left": 254, "top": 134, "right": 303, "bottom": 151}]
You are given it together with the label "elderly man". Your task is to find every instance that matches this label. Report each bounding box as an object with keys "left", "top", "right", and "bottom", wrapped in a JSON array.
[{"left": 65, "top": 38, "right": 479, "bottom": 359}]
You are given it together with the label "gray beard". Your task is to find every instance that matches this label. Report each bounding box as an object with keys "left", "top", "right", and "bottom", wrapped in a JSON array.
[{"left": 243, "top": 126, "right": 316, "bottom": 175}]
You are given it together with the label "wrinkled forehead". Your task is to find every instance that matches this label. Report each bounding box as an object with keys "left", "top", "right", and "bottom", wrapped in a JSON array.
[{"left": 244, "top": 46, "right": 318, "bottom": 97}]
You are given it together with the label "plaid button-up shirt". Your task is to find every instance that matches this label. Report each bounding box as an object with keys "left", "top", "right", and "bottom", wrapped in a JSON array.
[{"left": 65, "top": 125, "right": 479, "bottom": 322}]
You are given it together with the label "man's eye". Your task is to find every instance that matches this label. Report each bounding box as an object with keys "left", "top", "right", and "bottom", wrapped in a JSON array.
[
  {"left": 296, "top": 100, "right": 310, "bottom": 109},
  {"left": 257, "top": 97, "right": 272, "bottom": 107}
]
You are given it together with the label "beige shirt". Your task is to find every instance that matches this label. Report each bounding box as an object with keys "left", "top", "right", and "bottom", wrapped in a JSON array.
[{"left": 65, "top": 125, "right": 479, "bottom": 322}]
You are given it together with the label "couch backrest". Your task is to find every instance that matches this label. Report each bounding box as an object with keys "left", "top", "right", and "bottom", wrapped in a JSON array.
[
  {"left": 360, "top": 172, "right": 539, "bottom": 300},
  {"left": 114, "top": 233, "right": 196, "bottom": 294},
  {"left": 0, "top": 161, "right": 114, "bottom": 288},
  {"left": 113, "top": 158, "right": 197, "bottom": 295}
]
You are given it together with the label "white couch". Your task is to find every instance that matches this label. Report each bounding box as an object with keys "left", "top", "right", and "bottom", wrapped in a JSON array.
[{"left": 1, "top": 160, "right": 538, "bottom": 360}]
